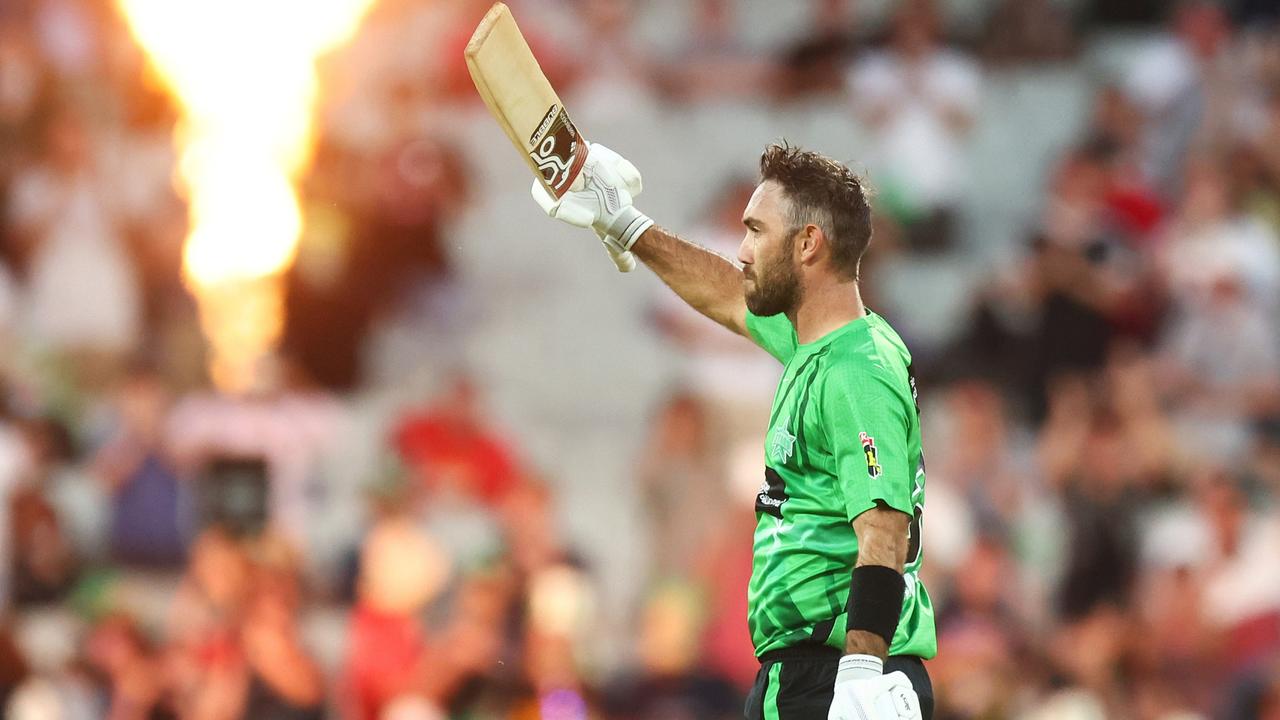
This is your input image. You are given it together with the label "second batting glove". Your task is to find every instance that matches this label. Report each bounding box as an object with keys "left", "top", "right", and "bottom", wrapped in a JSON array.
[{"left": 828, "top": 655, "right": 922, "bottom": 720}]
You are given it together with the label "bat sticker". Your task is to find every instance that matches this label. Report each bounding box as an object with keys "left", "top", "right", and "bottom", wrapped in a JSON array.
[{"left": 529, "top": 105, "right": 585, "bottom": 196}]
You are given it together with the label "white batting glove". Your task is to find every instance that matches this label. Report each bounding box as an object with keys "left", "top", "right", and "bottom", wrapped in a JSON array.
[
  {"left": 828, "top": 655, "right": 922, "bottom": 720},
  {"left": 531, "top": 142, "right": 653, "bottom": 266}
]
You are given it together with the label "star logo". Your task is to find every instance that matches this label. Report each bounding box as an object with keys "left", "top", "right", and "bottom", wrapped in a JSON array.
[{"left": 770, "top": 413, "right": 796, "bottom": 464}]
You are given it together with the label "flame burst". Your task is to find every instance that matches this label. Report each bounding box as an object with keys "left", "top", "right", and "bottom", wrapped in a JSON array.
[{"left": 117, "top": 0, "right": 376, "bottom": 392}]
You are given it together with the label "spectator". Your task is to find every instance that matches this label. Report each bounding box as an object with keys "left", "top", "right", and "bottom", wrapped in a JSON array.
[
  {"left": 1104, "top": 349, "right": 1177, "bottom": 490},
  {"left": 165, "top": 360, "right": 347, "bottom": 558},
  {"left": 168, "top": 529, "right": 324, "bottom": 720},
  {"left": 0, "top": 27, "right": 47, "bottom": 191},
  {"left": 1039, "top": 382, "right": 1140, "bottom": 620},
  {"left": 166, "top": 529, "right": 252, "bottom": 698},
  {"left": 238, "top": 568, "right": 326, "bottom": 720},
  {"left": 1041, "top": 604, "right": 1131, "bottom": 716},
  {"left": 1227, "top": 142, "right": 1280, "bottom": 238},
  {"left": 564, "top": 0, "right": 660, "bottom": 122},
  {"left": 0, "top": 623, "right": 29, "bottom": 712},
  {"left": 1156, "top": 156, "right": 1280, "bottom": 462},
  {"left": 7, "top": 108, "right": 142, "bottom": 361},
  {"left": 393, "top": 374, "right": 520, "bottom": 568},
  {"left": 290, "top": 91, "right": 470, "bottom": 388},
  {"left": 91, "top": 366, "right": 188, "bottom": 567},
  {"left": 925, "top": 379, "right": 1030, "bottom": 540},
  {"left": 1159, "top": 156, "right": 1280, "bottom": 314},
  {"left": 692, "top": 440, "right": 760, "bottom": 692},
  {"left": 980, "top": 0, "right": 1078, "bottom": 66},
  {"left": 342, "top": 485, "right": 449, "bottom": 720},
  {"left": 0, "top": 410, "right": 27, "bottom": 608},
  {"left": 1086, "top": 90, "right": 1166, "bottom": 250},
  {"left": 82, "top": 613, "right": 172, "bottom": 719},
  {"left": 1022, "top": 245, "right": 1112, "bottom": 421},
  {"left": 394, "top": 375, "right": 519, "bottom": 506},
  {"left": 603, "top": 582, "right": 741, "bottom": 720},
  {"left": 1158, "top": 271, "right": 1280, "bottom": 460},
  {"left": 772, "top": 0, "right": 859, "bottom": 102},
  {"left": 929, "top": 538, "right": 1026, "bottom": 719},
  {"left": 1192, "top": 472, "right": 1280, "bottom": 675},
  {"left": 1253, "top": 92, "right": 1280, "bottom": 216},
  {"left": 662, "top": 0, "right": 772, "bottom": 101},
  {"left": 1124, "top": 1, "right": 1238, "bottom": 197},
  {"left": 1222, "top": 654, "right": 1280, "bottom": 720},
  {"left": 847, "top": 0, "right": 981, "bottom": 251},
  {"left": 1133, "top": 564, "right": 1214, "bottom": 711},
  {"left": 455, "top": 573, "right": 524, "bottom": 709},
  {"left": 514, "top": 562, "right": 600, "bottom": 716},
  {"left": 634, "top": 392, "right": 724, "bottom": 582},
  {"left": 498, "top": 478, "right": 564, "bottom": 578},
  {"left": 29, "top": 0, "right": 103, "bottom": 83},
  {"left": 8, "top": 417, "right": 78, "bottom": 605}
]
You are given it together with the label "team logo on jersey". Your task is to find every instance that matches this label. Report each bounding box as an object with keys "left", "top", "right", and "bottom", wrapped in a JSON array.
[
  {"left": 755, "top": 467, "right": 789, "bottom": 518},
  {"left": 860, "top": 432, "right": 882, "bottom": 478},
  {"left": 770, "top": 414, "right": 796, "bottom": 464}
]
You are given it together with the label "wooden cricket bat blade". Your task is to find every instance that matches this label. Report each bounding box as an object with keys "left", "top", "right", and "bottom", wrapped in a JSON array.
[
  {"left": 465, "top": 3, "right": 634, "bottom": 272},
  {"left": 464, "top": 2, "right": 588, "bottom": 200}
]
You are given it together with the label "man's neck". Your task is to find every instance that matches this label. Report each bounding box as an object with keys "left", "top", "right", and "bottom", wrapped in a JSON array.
[{"left": 788, "top": 280, "right": 866, "bottom": 345}]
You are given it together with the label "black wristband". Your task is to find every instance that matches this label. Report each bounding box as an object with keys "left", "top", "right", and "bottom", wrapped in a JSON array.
[{"left": 846, "top": 565, "right": 906, "bottom": 647}]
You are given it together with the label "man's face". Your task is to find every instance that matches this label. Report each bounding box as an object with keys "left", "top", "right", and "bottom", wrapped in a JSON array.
[{"left": 738, "top": 181, "right": 802, "bottom": 317}]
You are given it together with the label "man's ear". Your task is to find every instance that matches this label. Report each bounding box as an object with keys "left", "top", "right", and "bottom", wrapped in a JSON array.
[{"left": 797, "top": 225, "right": 825, "bottom": 266}]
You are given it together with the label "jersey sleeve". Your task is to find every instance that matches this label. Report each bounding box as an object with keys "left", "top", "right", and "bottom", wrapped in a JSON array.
[
  {"left": 820, "top": 363, "right": 914, "bottom": 521},
  {"left": 745, "top": 311, "right": 798, "bottom": 364}
]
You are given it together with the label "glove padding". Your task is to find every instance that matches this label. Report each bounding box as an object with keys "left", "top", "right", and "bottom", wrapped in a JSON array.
[
  {"left": 828, "top": 655, "right": 922, "bottom": 720},
  {"left": 532, "top": 142, "right": 653, "bottom": 269}
]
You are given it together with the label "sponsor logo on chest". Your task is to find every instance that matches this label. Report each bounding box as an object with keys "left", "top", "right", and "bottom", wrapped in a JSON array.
[{"left": 755, "top": 467, "right": 789, "bottom": 519}]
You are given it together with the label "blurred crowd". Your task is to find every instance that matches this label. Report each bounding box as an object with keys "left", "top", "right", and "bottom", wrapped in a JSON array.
[{"left": 2, "top": 0, "right": 1280, "bottom": 718}]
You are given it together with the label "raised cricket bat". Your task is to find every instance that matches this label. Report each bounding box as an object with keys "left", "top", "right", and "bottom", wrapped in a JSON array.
[{"left": 465, "top": 2, "right": 635, "bottom": 272}]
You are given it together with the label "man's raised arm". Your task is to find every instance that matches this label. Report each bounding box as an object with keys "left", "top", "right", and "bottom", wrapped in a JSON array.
[{"left": 630, "top": 227, "right": 748, "bottom": 337}]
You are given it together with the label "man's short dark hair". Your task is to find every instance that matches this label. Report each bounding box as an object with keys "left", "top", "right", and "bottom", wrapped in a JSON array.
[{"left": 759, "top": 142, "right": 873, "bottom": 280}]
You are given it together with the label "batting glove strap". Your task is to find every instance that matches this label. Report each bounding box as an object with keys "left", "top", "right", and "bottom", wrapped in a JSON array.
[
  {"left": 595, "top": 230, "right": 637, "bottom": 273},
  {"left": 603, "top": 205, "right": 653, "bottom": 251},
  {"left": 835, "top": 654, "right": 884, "bottom": 685}
]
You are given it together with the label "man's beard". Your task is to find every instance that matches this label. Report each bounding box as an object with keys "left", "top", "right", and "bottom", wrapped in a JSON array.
[{"left": 744, "top": 243, "right": 801, "bottom": 317}]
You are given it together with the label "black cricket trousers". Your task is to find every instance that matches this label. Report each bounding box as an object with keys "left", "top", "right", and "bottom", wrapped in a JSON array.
[{"left": 745, "top": 645, "right": 933, "bottom": 720}]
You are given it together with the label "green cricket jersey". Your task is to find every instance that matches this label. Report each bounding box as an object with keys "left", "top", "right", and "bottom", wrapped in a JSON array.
[{"left": 744, "top": 309, "right": 936, "bottom": 659}]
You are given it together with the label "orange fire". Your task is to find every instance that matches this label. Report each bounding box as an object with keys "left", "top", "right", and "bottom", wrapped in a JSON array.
[{"left": 116, "top": 0, "right": 377, "bottom": 392}]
